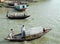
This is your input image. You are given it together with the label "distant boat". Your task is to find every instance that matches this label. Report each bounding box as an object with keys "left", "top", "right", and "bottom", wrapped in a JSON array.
[
  {"left": 0, "top": 3, "right": 3, "bottom": 7},
  {"left": 0, "top": 5, "right": 2, "bottom": 7},
  {"left": 4, "top": 1, "right": 14, "bottom": 6},
  {"left": 4, "top": 1, "right": 29, "bottom": 9},
  {"left": 7, "top": 3, "right": 14, "bottom": 6},
  {"left": 5, "top": 5, "right": 14, "bottom": 8},
  {"left": 14, "top": 4, "right": 29, "bottom": 11},
  {"left": 6, "top": 13, "right": 30, "bottom": 19},
  {"left": 4, "top": 2, "right": 15, "bottom": 8},
  {"left": 4, "top": 1, "right": 14, "bottom": 8},
  {"left": 5, "top": 26, "right": 52, "bottom": 42}
]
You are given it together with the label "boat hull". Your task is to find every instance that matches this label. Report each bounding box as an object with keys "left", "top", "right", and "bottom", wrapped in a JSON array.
[
  {"left": 5, "top": 5, "right": 14, "bottom": 8},
  {"left": 7, "top": 15, "right": 30, "bottom": 19},
  {"left": 6, "top": 13, "right": 30, "bottom": 19},
  {"left": 7, "top": 3, "right": 14, "bottom": 6}
]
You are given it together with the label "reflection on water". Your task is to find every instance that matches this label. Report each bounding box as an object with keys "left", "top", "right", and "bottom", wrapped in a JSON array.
[{"left": 0, "top": 0, "right": 60, "bottom": 44}]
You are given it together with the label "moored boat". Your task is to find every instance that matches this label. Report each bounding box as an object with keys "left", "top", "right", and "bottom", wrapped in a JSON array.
[
  {"left": 4, "top": 1, "right": 15, "bottom": 8},
  {"left": 6, "top": 13, "right": 30, "bottom": 19},
  {"left": 4, "top": 1, "right": 29, "bottom": 9},
  {"left": 4, "top": 5, "right": 14, "bottom": 8},
  {"left": 5, "top": 26, "right": 52, "bottom": 41},
  {"left": 7, "top": 3, "right": 14, "bottom": 6},
  {"left": 14, "top": 3, "right": 29, "bottom": 11},
  {"left": 0, "top": 5, "right": 2, "bottom": 7}
]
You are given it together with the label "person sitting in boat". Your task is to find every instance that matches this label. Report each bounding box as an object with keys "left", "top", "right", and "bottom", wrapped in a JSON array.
[
  {"left": 14, "top": 1, "right": 18, "bottom": 6},
  {"left": 8, "top": 29, "right": 14, "bottom": 39},
  {"left": 24, "top": 13, "right": 25, "bottom": 16},
  {"left": 14, "top": 13, "right": 17, "bottom": 16},
  {"left": 43, "top": 28, "right": 46, "bottom": 32},
  {"left": 21, "top": 25, "right": 26, "bottom": 38}
]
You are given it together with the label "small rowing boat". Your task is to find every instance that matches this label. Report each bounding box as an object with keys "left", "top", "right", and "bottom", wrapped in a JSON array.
[
  {"left": 14, "top": 3, "right": 29, "bottom": 11},
  {"left": 5, "top": 26, "right": 52, "bottom": 42},
  {"left": 6, "top": 13, "right": 30, "bottom": 19}
]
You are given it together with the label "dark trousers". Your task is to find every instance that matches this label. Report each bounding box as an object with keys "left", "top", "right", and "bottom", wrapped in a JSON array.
[{"left": 22, "top": 31, "right": 25, "bottom": 38}]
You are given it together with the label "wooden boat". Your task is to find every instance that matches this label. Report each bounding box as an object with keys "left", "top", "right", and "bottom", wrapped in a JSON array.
[
  {"left": 6, "top": 13, "right": 30, "bottom": 19},
  {"left": 5, "top": 26, "right": 52, "bottom": 41},
  {"left": 0, "top": 3, "right": 3, "bottom": 7},
  {"left": 14, "top": 4, "right": 29, "bottom": 11},
  {"left": 7, "top": 3, "right": 14, "bottom": 6},
  {"left": 4, "top": 1, "right": 29, "bottom": 9},
  {"left": 5, "top": 3, "right": 14, "bottom": 8},
  {"left": 4, "top": 1, "right": 14, "bottom": 5},
  {"left": 4, "top": 1, "right": 14, "bottom": 8},
  {"left": 0, "top": 5, "right": 2, "bottom": 7},
  {"left": 5, "top": 5, "right": 14, "bottom": 8},
  {"left": 19, "top": 1, "right": 29, "bottom": 5}
]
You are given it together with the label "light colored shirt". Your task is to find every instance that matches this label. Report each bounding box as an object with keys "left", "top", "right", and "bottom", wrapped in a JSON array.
[
  {"left": 21, "top": 26, "right": 26, "bottom": 37},
  {"left": 22, "top": 26, "right": 25, "bottom": 31},
  {"left": 14, "top": 3, "right": 18, "bottom": 6},
  {"left": 21, "top": 26, "right": 26, "bottom": 32},
  {"left": 9, "top": 33, "right": 12, "bottom": 37}
]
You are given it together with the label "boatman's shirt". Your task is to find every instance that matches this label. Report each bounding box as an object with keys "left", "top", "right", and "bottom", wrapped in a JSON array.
[
  {"left": 21, "top": 26, "right": 26, "bottom": 37},
  {"left": 21, "top": 26, "right": 26, "bottom": 33}
]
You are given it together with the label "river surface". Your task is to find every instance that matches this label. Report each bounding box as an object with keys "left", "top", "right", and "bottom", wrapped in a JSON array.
[{"left": 0, "top": 0, "right": 60, "bottom": 44}]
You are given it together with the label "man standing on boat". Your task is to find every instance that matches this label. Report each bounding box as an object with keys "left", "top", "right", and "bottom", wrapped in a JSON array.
[{"left": 21, "top": 25, "right": 26, "bottom": 38}]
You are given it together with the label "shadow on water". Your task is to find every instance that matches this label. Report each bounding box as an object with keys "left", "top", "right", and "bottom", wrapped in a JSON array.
[
  {"left": 0, "top": 40, "right": 24, "bottom": 44},
  {"left": 39, "top": 0, "right": 50, "bottom": 1},
  {"left": 4, "top": 16, "right": 33, "bottom": 21},
  {"left": 0, "top": 37, "right": 49, "bottom": 44},
  {"left": 24, "top": 37, "right": 49, "bottom": 44},
  {"left": 0, "top": 17, "right": 7, "bottom": 19}
]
